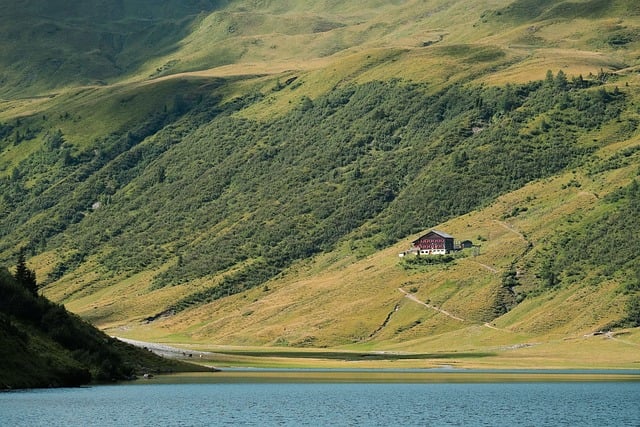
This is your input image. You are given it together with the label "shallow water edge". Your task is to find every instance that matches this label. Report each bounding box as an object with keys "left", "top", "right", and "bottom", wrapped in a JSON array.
[{"left": 138, "top": 368, "right": 640, "bottom": 385}]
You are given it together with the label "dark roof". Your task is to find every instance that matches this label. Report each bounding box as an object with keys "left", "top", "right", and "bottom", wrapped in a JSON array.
[
  {"left": 413, "top": 230, "right": 454, "bottom": 243},
  {"left": 431, "top": 230, "right": 454, "bottom": 239}
]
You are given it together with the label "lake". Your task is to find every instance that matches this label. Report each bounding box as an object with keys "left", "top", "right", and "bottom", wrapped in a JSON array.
[{"left": 2, "top": 371, "right": 640, "bottom": 426}]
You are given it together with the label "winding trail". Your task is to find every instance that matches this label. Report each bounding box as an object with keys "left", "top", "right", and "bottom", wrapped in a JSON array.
[
  {"left": 493, "top": 219, "right": 526, "bottom": 241},
  {"left": 482, "top": 322, "right": 511, "bottom": 333},
  {"left": 605, "top": 332, "right": 640, "bottom": 347},
  {"left": 398, "top": 288, "right": 465, "bottom": 322},
  {"left": 472, "top": 261, "right": 498, "bottom": 273},
  {"left": 398, "top": 289, "right": 513, "bottom": 333},
  {"left": 117, "top": 337, "right": 213, "bottom": 359}
]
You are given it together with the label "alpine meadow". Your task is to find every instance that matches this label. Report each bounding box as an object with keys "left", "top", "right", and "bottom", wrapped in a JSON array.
[{"left": 1, "top": 0, "right": 639, "bottom": 376}]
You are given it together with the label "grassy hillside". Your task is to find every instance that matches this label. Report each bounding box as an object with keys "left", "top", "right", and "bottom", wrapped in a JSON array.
[
  {"left": 3, "top": 0, "right": 638, "bottom": 96},
  {"left": 105, "top": 132, "right": 640, "bottom": 368},
  {"left": 0, "top": 0, "right": 639, "bottom": 365},
  {"left": 0, "top": 0, "right": 223, "bottom": 96},
  {"left": 107, "top": 135, "right": 639, "bottom": 341}
]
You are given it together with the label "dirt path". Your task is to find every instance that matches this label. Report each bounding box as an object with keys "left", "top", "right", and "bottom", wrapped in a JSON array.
[
  {"left": 482, "top": 322, "right": 512, "bottom": 333},
  {"left": 605, "top": 332, "right": 640, "bottom": 347},
  {"left": 117, "top": 337, "right": 212, "bottom": 359},
  {"left": 398, "top": 288, "right": 465, "bottom": 322},
  {"left": 472, "top": 261, "right": 499, "bottom": 273},
  {"left": 493, "top": 219, "right": 526, "bottom": 241},
  {"left": 398, "top": 289, "right": 515, "bottom": 333}
]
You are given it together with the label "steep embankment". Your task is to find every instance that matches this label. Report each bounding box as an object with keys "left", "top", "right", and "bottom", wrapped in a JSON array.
[{"left": 0, "top": 267, "right": 210, "bottom": 389}]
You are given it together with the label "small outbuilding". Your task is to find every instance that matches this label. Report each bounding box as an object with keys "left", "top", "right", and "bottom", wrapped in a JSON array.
[{"left": 459, "top": 240, "right": 474, "bottom": 249}]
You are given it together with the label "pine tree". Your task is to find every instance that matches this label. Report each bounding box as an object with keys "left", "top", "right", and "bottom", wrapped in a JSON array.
[{"left": 15, "top": 248, "right": 37, "bottom": 296}]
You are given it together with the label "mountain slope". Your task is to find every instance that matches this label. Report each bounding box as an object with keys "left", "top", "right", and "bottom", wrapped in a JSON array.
[
  {"left": 102, "top": 135, "right": 639, "bottom": 366},
  {"left": 0, "top": 0, "right": 639, "bottom": 361},
  {"left": 0, "top": 0, "right": 224, "bottom": 95},
  {"left": 3, "top": 0, "right": 638, "bottom": 96}
]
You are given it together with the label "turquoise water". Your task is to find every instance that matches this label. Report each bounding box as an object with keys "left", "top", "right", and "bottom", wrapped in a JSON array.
[{"left": 2, "top": 381, "right": 639, "bottom": 426}]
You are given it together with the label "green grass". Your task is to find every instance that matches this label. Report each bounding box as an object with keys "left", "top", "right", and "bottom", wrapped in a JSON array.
[
  {"left": 0, "top": 0, "right": 221, "bottom": 96},
  {"left": 3, "top": 0, "right": 636, "bottom": 99},
  {"left": 209, "top": 349, "right": 496, "bottom": 361}
]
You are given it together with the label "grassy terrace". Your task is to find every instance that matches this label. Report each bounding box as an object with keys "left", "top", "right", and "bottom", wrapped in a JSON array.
[
  {"left": 122, "top": 326, "right": 640, "bottom": 371},
  {"left": 124, "top": 338, "right": 640, "bottom": 384}
]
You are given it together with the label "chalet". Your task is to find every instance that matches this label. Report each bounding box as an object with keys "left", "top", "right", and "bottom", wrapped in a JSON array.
[{"left": 411, "top": 230, "right": 455, "bottom": 255}]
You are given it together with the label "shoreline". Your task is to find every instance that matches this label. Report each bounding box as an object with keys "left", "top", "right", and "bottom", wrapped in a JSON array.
[
  {"left": 139, "top": 369, "right": 640, "bottom": 385},
  {"left": 116, "top": 336, "right": 640, "bottom": 372},
  {"left": 114, "top": 338, "right": 640, "bottom": 383}
]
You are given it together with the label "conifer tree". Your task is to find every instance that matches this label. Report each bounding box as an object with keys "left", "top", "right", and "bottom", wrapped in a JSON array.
[{"left": 15, "top": 248, "right": 37, "bottom": 296}]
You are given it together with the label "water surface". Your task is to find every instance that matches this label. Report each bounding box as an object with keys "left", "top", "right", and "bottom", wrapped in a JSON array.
[{"left": 2, "top": 377, "right": 639, "bottom": 426}]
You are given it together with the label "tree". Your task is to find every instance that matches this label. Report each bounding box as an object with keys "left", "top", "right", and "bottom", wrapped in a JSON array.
[
  {"left": 627, "top": 295, "right": 640, "bottom": 327},
  {"left": 545, "top": 69, "right": 555, "bottom": 86},
  {"left": 44, "top": 129, "right": 65, "bottom": 150},
  {"left": 555, "top": 70, "right": 568, "bottom": 90},
  {"left": 539, "top": 256, "right": 558, "bottom": 288},
  {"left": 15, "top": 249, "right": 37, "bottom": 296}
]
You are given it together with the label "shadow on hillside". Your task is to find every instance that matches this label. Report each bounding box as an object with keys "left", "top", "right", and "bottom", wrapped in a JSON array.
[{"left": 0, "top": 0, "right": 226, "bottom": 95}]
